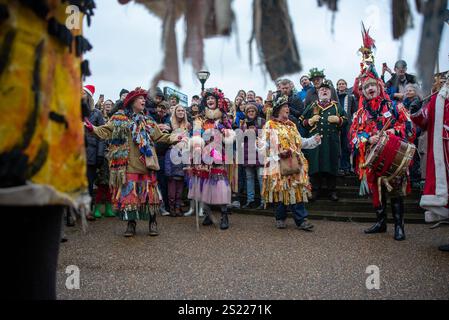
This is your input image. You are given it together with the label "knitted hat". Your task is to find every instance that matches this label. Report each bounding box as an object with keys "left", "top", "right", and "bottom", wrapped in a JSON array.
[
  {"left": 245, "top": 103, "right": 258, "bottom": 115},
  {"left": 155, "top": 87, "right": 165, "bottom": 98},
  {"left": 84, "top": 85, "right": 95, "bottom": 97},
  {"left": 119, "top": 88, "right": 129, "bottom": 97}
]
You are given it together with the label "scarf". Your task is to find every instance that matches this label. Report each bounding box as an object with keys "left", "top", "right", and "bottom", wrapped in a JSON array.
[{"left": 130, "top": 112, "right": 155, "bottom": 161}]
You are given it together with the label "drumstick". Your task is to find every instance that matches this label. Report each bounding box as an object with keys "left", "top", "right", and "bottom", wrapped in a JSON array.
[{"left": 378, "top": 118, "right": 392, "bottom": 137}]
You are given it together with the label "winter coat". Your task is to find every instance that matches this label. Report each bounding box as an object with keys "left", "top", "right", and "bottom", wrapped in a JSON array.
[
  {"left": 302, "top": 101, "right": 348, "bottom": 176},
  {"left": 337, "top": 91, "right": 358, "bottom": 125},
  {"left": 241, "top": 117, "right": 265, "bottom": 167},
  {"left": 234, "top": 111, "right": 246, "bottom": 128},
  {"left": 287, "top": 92, "right": 305, "bottom": 120},
  {"left": 384, "top": 73, "right": 417, "bottom": 101},
  {"left": 152, "top": 113, "right": 172, "bottom": 157},
  {"left": 298, "top": 85, "right": 314, "bottom": 102},
  {"left": 85, "top": 108, "right": 105, "bottom": 166}
]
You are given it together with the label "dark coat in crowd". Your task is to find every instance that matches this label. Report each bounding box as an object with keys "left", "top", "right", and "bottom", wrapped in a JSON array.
[
  {"left": 287, "top": 92, "right": 305, "bottom": 120},
  {"left": 302, "top": 101, "right": 347, "bottom": 176},
  {"left": 337, "top": 91, "right": 358, "bottom": 125},
  {"left": 384, "top": 73, "right": 417, "bottom": 101},
  {"left": 153, "top": 113, "right": 172, "bottom": 157},
  {"left": 241, "top": 117, "right": 265, "bottom": 167},
  {"left": 85, "top": 108, "right": 105, "bottom": 166}
]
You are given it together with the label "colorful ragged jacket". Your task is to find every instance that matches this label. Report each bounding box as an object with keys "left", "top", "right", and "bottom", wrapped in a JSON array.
[{"left": 349, "top": 96, "right": 416, "bottom": 205}]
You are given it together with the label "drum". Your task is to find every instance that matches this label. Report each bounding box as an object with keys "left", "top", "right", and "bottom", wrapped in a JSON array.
[{"left": 364, "top": 133, "right": 416, "bottom": 178}]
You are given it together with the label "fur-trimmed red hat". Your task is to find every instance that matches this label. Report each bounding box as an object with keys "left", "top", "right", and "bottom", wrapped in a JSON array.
[
  {"left": 123, "top": 87, "right": 148, "bottom": 108},
  {"left": 83, "top": 85, "right": 95, "bottom": 97}
]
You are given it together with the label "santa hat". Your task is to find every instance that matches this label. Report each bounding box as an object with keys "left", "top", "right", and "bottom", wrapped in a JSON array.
[{"left": 83, "top": 85, "right": 95, "bottom": 97}]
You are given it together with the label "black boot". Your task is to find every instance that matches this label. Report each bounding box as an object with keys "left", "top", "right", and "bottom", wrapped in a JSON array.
[
  {"left": 438, "top": 243, "right": 449, "bottom": 252},
  {"left": 220, "top": 210, "right": 229, "bottom": 230},
  {"left": 149, "top": 214, "right": 159, "bottom": 236},
  {"left": 124, "top": 220, "right": 136, "bottom": 237},
  {"left": 364, "top": 206, "right": 387, "bottom": 234},
  {"left": 202, "top": 214, "right": 213, "bottom": 226},
  {"left": 391, "top": 197, "right": 406, "bottom": 241}
]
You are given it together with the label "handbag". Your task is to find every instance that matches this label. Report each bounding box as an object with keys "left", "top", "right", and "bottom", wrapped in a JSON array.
[
  {"left": 279, "top": 153, "right": 302, "bottom": 176},
  {"left": 144, "top": 146, "right": 160, "bottom": 171}
]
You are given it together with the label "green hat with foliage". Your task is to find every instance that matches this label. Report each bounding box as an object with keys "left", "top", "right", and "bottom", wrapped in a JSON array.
[{"left": 309, "top": 68, "right": 326, "bottom": 80}]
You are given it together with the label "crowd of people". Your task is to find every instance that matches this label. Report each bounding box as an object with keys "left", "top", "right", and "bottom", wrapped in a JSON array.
[{"left": 76, "top": 52, "right": 449, "bottom": 250}]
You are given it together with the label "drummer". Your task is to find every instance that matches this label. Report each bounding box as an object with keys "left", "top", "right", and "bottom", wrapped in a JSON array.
[{"left": 350, "top": 31, "right": 415, "bottom": 241}]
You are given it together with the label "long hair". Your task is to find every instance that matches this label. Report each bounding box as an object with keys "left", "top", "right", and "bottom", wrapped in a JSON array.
[{"left": 170, "top": 105, "right": 189, "bottom": 131}]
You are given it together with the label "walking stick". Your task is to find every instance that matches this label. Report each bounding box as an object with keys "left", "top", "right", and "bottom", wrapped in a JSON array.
[{"left": 195, "top": 199, "right": 199, "bottom": 232}]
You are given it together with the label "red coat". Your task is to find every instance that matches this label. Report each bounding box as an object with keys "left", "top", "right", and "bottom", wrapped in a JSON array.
[{"left": 412, "top": 87, "right": 449, "bottom": 222}]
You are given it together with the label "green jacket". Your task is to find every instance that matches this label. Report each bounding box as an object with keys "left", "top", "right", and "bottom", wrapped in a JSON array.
[{"left": 301, "top": 101, "right": 347, "bottom": 175}]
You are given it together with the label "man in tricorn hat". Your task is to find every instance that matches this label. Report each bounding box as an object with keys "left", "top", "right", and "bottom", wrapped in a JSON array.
[
  {"left": 304, "top": 68, "right": 338, "bottom": 107},
  {"left": 301, "top": 80, "right": 347, "bottom": 202}
]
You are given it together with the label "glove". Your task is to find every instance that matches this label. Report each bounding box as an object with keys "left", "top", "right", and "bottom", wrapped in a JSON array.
[
  {"left": 84, "top": 117, "right": 94, "bottom": 132},
  {"left": 327, "top": 115, "right": 340, "bottom": 124},
  {"left": 409, "top": 99, "right": 422, "bottom": 114},
  {"left": 308, "top": 115, "right": 321, "bottom": 126}
]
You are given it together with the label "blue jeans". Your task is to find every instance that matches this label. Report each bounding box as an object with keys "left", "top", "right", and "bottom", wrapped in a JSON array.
[
  {"left": 275, "top": 202, "right": 308, "bottom": 226},
  {"left": 245, "top": 167, "right": 263, "bottom": 204}
]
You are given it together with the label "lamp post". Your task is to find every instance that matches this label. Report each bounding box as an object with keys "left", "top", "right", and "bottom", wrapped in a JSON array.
[
  {"left": 194, "top": 70, "right": 209, "bottom": 232},
  {"left": 196, "top": 70, "right": 210, "bottom": 93}
]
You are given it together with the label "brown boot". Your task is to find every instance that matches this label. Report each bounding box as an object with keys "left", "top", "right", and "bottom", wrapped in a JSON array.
[{"left": 176, "top": 207, "right": 183, "bottom": 217}]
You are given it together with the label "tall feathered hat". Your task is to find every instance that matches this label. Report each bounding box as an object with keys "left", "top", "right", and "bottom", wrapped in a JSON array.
[
  {"left": 204, "top": 88, "right": 229, "bottom": 113},
  {"left": 359, "top": 22, "right": 376, "bottom": 67},
  {"left": 354, "top": 23, "right": 388, "bottom": 100}
]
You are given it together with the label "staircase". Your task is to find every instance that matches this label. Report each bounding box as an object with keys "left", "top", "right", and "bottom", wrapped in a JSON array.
[{"left": 234, "top": 175, "right": 425, "bottom": 223}]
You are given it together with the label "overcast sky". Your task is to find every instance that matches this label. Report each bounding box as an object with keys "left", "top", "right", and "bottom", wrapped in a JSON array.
[{"left": 84, "top": 0, "right": 449, "bottom": 102}]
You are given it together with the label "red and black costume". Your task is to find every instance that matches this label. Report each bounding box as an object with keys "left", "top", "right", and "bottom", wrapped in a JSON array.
[{"left": 350, "top": 26, "right": 415, "bottom": 241}]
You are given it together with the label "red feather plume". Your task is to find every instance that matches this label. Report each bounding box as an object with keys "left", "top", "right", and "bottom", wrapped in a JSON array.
[{"left": 361, "top": 22, "right": 376, "bottom": 50}]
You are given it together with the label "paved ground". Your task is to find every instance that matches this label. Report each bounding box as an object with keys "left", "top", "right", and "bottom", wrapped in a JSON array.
[{"left": 57, "top": 214, "right": 449, "bottom": 300}]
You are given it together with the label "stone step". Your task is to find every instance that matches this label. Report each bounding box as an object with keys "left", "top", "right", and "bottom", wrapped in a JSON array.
[
  {"left": 233, "top": 208, "right": 425, "bottom": 224},
  {"left": 302, "top": 199, "right": 423, "bottom": 214},
  {"left": 312, "top": 186, "right": 422, "bottom": 200}
]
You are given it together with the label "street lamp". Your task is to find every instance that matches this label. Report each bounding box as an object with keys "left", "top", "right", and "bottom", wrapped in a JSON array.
[{"left": 196, "top": 70, "right": 210, "bottom": 93}]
